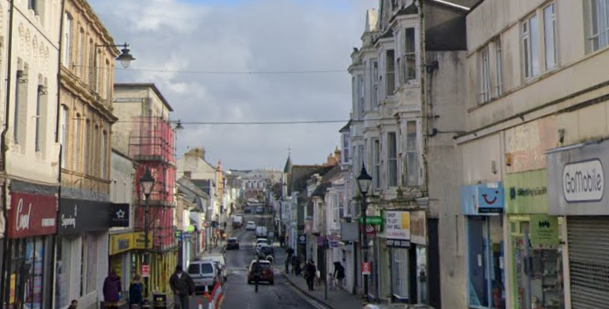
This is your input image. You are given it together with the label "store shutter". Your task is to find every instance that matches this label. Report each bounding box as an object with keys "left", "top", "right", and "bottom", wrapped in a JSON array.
[{"left": 568, "top": 217, "right": 609, "bottom": 309}]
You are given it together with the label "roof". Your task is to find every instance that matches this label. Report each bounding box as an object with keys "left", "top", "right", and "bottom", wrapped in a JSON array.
[
  {"left": 339, "top": 120, "right": 351, "bottom": 133},
  {"left": 283, "top": 156, "right": 293, "bottom": 173},
  {"left": 114, "top": 83, "right": 174, "bottom": 111},
  {"left": 288, "top": 165, "right": 333, "bottom": 195},
  {"left": 311, "top": 165, "right": 342, "bottom": 197},
  {"left": 191, "top": 179, "right": 213, "bottom": 195}
]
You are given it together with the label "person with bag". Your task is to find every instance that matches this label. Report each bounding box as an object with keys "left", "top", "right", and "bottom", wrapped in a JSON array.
[
  {"left": 129, "top": 275, "right": 144, "bottom": 309},
  {"left": 333, "top": 262, "right": 345, "bottom": 289},
  {"left": 304, "top": 260, "right": 317, "bottom": 291},
  {"left": 169, "top": 265, "right": 195, "bottom": 309}
]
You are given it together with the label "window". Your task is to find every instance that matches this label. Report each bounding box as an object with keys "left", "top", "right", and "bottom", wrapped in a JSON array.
[
  {"left": 101, "top": 131, "right": 107, "bottom": 177},
  {"left": 522, "top": 14, "right": 540, "bottom": 79},
  {"left": 371, "top": 59, "right": 378, "bottom": 108},
  {"left": 78, "top": 28, "right": 84, "bottom": 76},
  {"left": 93, "top": 125, "right": 99, "bottom": 176},
  {"left": 589, "top": 0, "right": 609, "bottom": 51},
  {"left": 373, "top": 138, "right": 380, "bottom": 190},
  {"left": 358, "top": 75, "right": 365, "bottom": 118},
  {"left": 386, "top": 50, "right": 396, "bottom": 94},
  {"left": 544, "top": 3, "right": 557, "bottom": 69},
  {"left": 60, "top": 106, "right": 68, "bottom": 167},
  {"left": 387, "top": 132, "right": 398, "bottom": 187},
  {"left": 89, "top": 40, "right": 96, "bottom": 89},
  {"left": 404, "top": 28, "right": 416, "bottom": 82},
  {"left": 74, "top": 114, "right": 81, "bottom": 171},
  {"left": 495, "top": 39, "right": 503, "bottom": 96},
  {"left": 405, "top": 121, "right": 418, "bottom": 186},
  {"left": 14, "top": 69, "right": 28, "bottom": 145},
  {"left": 63, "top": 13, "right": 72, "bottom": 66},
  {"left": 84, "top": 120, "right": 90, "bottom": 174},
  {"left": 341, "top": 133, "right": 350, "bottom": 164},
  {"left": 34, "top": 85, "right": 44, "bottom": 152},
  {"left": 478, "top": 46, "right": 491, "bottom": 103}
]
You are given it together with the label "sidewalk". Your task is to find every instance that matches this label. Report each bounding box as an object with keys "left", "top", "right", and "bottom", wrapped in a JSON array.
[{"left": 282, "top": 270, "right": 365, "bottom": 309}]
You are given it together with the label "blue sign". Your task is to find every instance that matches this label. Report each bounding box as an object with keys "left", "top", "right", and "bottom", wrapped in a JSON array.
[{"left": 460, "top": 183, "right": 505, "bottom": 215}]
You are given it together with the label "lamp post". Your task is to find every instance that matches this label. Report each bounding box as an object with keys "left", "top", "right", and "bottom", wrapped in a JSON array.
[
  {"left": 96, "top": 42, "right": 136, "bottom": 69},
  {"left": 139, "top": 168, "right": 155, "bottom": 300},
  {"left": 357, "top": 164, "right": 372, "bottom": 302}
]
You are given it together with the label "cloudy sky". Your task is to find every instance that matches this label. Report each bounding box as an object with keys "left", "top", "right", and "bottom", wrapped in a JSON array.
[{"left": 89, "top": 0, "right": 371, "bottom": 170}]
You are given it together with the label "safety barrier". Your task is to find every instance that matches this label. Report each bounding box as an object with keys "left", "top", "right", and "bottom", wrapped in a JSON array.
[{"left": 206, "top": 282, "right": 223, "bottom": 309}]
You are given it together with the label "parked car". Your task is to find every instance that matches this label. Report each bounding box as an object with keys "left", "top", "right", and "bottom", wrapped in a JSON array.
[
  {"left": 187, "top": 260, "right": 218, "bottom": 292},
  {"left": 202, "top": 254, "right": 227, "bottom": 282},
  {"left": 247, "top": 259, "right": 274, "bottom": 285},
  {"left": 226, "top": 237, "right": 240, "bottom": 250},
  {"left": 254, "top": 238, "right": 269, "bottom": 253},
  {"left": 257, "top": 245, "right": 275, "bottom": 260},
  {"left": 246, "top": 221, "right": 256, "bottom": 230},
  {"left": 244, "top": 207, "right": 252, "bottom": 214},
  {"left": 255, "top": 206, "right": 264, "bottom": 214}
]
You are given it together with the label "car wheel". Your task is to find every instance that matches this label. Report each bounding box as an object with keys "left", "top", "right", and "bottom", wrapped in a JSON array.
[{"left": 270, "top": 280, "right": 274, "bottom": 285}]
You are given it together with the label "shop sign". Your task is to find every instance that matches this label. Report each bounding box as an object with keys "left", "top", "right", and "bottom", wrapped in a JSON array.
[
  {"left": 410, "top": 210, "right": 426, "bottom": 245},
  {"left": 529, "top": 215, "right": 559, "bottom": 249},
  {"left": 59, "top": 198, "right": 126, "bottom": 234},
  {"left": 358, "top": 216, "right": 383, "bottom": 226},
  {"left": 385, "top": 211, "right": 410, "bottom": 248},
  {"left": 141, "top": 264, "right": 150, "bottom": 277},
  {"left": 505, "top": 170, "right": 548, "bottom": 214},
  {"left": 460, "top": 183, "right": 505, "bottom": 216},
  {"left": 110, "top": 232, "right": 152, "bottom": 255},
  {"left": 8, "top": 192, "right": 57, "bottom": 238},
  {"left": 340, "top": 222, "right": 358, "bottom": 242},
  {"left": 563, "top": 159, "right": 603, "bottom": 202},
  {"left": 547, "top": 140, "right": 609, "bottom": 215}
]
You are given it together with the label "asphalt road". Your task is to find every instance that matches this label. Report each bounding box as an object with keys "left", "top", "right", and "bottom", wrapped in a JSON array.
[{"left": 218, "top": 213, "right": 324, "bottom": 309}]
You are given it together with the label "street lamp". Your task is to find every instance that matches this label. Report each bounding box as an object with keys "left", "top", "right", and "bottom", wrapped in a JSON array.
[
  {"left": 96, "top": 42, "right": 136, "bottom": 69},
  {"left": 139, "top": 167, "right": 155, "bottom": 300},
  {"left": 357, "top": 164, "right": 372, "bottom": 302}
]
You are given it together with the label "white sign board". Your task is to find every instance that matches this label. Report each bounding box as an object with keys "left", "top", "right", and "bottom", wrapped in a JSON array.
[
  {"left": 386, "top": 211, "right": 410, "bottom": 241},
  {"left": 563, "top": 159, "right": 604, "bottom": 202}
]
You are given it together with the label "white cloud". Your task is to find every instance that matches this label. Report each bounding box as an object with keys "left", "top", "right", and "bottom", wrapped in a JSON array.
[{"left": 90, "top": 0, "right": 371, "bottom": 170}]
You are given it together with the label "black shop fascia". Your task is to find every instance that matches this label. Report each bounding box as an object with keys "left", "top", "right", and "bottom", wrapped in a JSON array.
[{"left": 58, "top": 198, "right": 130, "bottom": 234}]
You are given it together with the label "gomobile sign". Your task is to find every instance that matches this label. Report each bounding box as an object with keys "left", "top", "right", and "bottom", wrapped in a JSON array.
[
  {"left": 563, "top": 159, "right": 604, "bottom": 202},
  {"left": 547, "top": 140, "right": 609, "bottom": 215}
]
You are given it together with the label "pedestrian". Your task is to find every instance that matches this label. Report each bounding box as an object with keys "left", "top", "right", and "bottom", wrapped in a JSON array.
[
  {"left": 285, "top": 255, "right": 291, "bottom": 274},
  {"left": 223, "top": 221, "right": 227, "bottom": 230},
  {"left": 279, "top": 234, "right": 284, "bottom": 248},
  {"left": 129, "top": 275, "right": 144, "bottom": 309},
  {"left": 103, "top": 269, "right": 122, "bottom": 309},
  {"left": 304, "top": 260, "right": 317, "bottom": 291},
  {"left": 333, "top": 261, "right": 345, "bottom": 289},
  {"left": 169, "top": 265, "right": 195, "bottom": 309},
  {"left": 67, "top": 300, "right": 78, "bottom": 309}
]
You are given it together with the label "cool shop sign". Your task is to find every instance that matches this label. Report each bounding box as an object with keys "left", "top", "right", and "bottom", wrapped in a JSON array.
[{"left": 548, "top": 140, "right": 609, "bottom": 215}]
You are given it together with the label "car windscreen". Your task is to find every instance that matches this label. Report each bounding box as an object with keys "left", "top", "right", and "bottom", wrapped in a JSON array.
[
  {"left": 201, "top": 263, "right": 214, "bottom": 274},
  {"left": 228, "top": 239, "right": 237, "bottom": 243},
  {"left": 261, "top": 247, "right": 274, "bottom": 254},
  {"left": 253, "top": 262, "right": 271, "bottom": 270},
  {"left": 187, "top": 264, "right": 200, "bottom": 274}
]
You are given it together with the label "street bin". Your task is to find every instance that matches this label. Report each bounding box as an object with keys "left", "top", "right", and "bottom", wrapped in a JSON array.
[{"left": 152, "top": 293, "right": 167, "bottom": 309}]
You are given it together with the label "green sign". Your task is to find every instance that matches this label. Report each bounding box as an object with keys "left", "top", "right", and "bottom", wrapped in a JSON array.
[
  {"left": 358, "top": 216, "right": 383, "bottom": 225},
  {"left": 175, "top": 230, "right": 182, "bottom": 238},
  {"left": 505, "top": 170, "right": 548, "bottom": 214},
  {"left": 529, "top": 215, "right": 559, "bottom": 249}
]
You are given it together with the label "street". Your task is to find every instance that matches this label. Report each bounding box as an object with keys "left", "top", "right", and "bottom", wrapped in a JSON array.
[{"left": 186, "top": 213, "right": 324, "bottom": 309}]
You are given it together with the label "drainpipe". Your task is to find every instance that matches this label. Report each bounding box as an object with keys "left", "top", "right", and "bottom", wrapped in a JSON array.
[{"left": 0, "top": 0, "right": 16, "bottom": 303}]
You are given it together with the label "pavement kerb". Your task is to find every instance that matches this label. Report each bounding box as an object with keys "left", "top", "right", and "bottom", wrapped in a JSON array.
[{"left": 282, "top": 271, "right": 338, "bottom": 309}]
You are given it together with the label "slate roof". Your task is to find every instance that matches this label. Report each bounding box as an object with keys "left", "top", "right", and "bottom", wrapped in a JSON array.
[
  {"left": 311, "top": 165, "right": 342, "bottom": 197},
  {"left": 339, "top": 120, "right": 351, "bottom": 133},
  {"left": 288, "top": 165, "right": 333, "bottom": 196},
  {"left": 177, "top": 176, "right": 210, "bottom": 212},
  {"left": 191, "top": 179, "right": 213, "bottom": 195}
]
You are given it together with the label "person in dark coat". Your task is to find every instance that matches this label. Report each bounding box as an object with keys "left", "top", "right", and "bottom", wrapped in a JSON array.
[
  {"left": 333, "top": 262, "right": 345, "bottom": 289},
  {"left": 103, "top": 269, "right": 122, "bottom": 309},
  {"left": 304, "top": 260, "right": 317, "bottom": 291},
  {"left": 169, "top": 265, "right": 195, "bottom": 309},
  {"left": 129, "top": 275, "right": 144, "bottom": 308}
]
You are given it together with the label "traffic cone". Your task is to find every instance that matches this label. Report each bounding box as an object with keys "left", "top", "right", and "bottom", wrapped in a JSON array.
[
  {"left": 198, "top": 298, "right": 204, "bottom": 309},
  {"left": 203, "top": 285, "right": 210, "bottom": 299}
]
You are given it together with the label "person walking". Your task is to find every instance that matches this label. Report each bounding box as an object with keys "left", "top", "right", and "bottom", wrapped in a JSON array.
[
  {"left": 169, "top": 265, "right": 195, "bottom": 309},
  {"left": 67, "top": 300, "right": 78, "bottom": 309},
  {"left": 103, "top": 269, "right": 122, "bottom": 309},
  {"left": 333, "top": 261, "right": 345, "bottom": 290},
  {"left": 129, "top": 275, "right": 144, "bottom": 309},
  {"left": 304, "top": 260, "right": 317, "bottom": 291}
]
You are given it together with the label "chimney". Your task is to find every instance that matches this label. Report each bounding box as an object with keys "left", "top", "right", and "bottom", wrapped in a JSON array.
[
  {"left": 188, "top": 147, "right": 206, "bottom": 160},
  {"left": 334, "top": 146, "right": 341, "bottom": 164}
]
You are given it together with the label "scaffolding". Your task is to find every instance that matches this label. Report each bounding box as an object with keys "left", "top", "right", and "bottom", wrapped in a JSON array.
[{"left": 129, "top": 116, "right": 175, "bottom": 165}]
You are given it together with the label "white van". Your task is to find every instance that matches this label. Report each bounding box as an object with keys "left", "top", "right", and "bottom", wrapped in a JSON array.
[
  {"left": 233, "top": 215, "right": 243, "bottom": 228},
  {"left": 255, "top": 226, "right": 268, "bottom": 238}
]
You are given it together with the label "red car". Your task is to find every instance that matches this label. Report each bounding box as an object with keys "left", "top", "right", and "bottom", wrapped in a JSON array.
[{"left": 247, "top": 259, "right": 274, "bottom": 285}]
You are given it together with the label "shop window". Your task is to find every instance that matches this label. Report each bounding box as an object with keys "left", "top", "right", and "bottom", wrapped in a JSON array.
[
  {"left": 392, "top": 248, "right": 409, "bottom": 300},
  {"left": 511, "top": 218, "right": 564, "bottom": 309},
  {"left": 467, "top": 216, "right": 505, "bottom": 308}
]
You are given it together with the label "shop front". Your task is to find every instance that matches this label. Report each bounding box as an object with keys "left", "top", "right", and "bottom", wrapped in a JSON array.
[
  {"left": 109, "top": 232, "right": 152, "bottom": 290},
  {"left": 546, "top": 139, "right": 609, "bottom": 308},
  {"left": 6, "top": 190, "right": 57, "bottom": 309},
  {"left": 461, "top": 183, "right": 505, "bottom": 309},
  {"left": 505, "top": 170, "right": 563, "bottom": 309},
  {"left": 56, "top": 198, "right": 129, "bottom": 308},
  {"left": 385, "top": 211, "right": 411, "bottom": 302}
]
